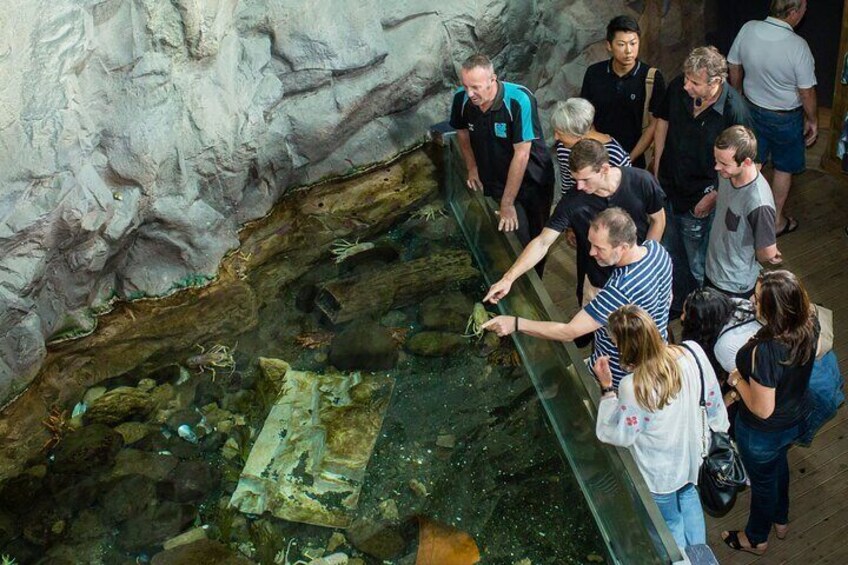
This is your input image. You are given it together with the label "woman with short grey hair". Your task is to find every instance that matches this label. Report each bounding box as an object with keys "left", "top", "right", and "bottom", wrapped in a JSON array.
[{"left": 550, "top": 98, "right": 631, "bottom": 194}]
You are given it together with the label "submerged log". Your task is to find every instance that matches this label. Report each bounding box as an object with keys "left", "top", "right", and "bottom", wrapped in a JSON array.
[{"left": 316, "top": 250, "right": 479, "bottom": 324}]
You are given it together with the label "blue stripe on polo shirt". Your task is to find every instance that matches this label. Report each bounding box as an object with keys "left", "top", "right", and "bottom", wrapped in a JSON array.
[
  {"left": 584, "top": 240, "right": 673, "bottom": 388},
  {"left": 502, "top": 82, "right": 536, "bottom": 142},
  {"left": 454, "top": 86, "right": 469, "bottom": 115}
]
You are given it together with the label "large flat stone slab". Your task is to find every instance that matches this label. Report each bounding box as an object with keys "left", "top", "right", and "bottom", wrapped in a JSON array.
[{"left": 229, "top": 362, "right": 393, "bottom": 527}]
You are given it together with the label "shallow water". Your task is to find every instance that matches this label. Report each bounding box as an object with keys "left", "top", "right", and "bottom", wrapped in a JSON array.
[{"left": 0, "top": 176, "right": 604, "bottom": 564}]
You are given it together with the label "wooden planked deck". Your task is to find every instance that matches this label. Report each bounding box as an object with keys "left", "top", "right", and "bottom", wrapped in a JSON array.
[{"left": 541, "top": 110, "right": 848, "bottom": 563}]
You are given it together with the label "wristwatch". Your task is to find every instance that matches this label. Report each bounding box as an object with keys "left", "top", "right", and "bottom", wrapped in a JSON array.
[{"left": 600, "top": 385, "right": 615, "bottom": 395}]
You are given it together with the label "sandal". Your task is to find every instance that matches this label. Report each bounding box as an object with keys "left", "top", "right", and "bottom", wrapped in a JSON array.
[
  {"left": 721, "top": 530, "right": 768, "bottom": 555},
  {"left": 774, "top": 523, "right": 789, "bottom": 540},
  {"left": 776, "top": 216, "right": 799, "bottom": 237}
]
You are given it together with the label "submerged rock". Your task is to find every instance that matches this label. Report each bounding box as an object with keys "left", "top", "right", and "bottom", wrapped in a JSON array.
[
  {"left": 51, "top": 424, "right": 124, "bottom": 474},
  {"left": 110, "top": 449, "right": 179, "bottom": 482},
  {"left": 151, "top": 538, "right": 252, "bottom": 565},
  {"left": 419, "top": 292, "right": 474, "bottom": 333},
  {"left": 84, "top": 387, "right": 155, "bottom": 426},
  {"left": 117, "top": 501, "right": 198, "bottom": 552},
  {"left": 328, "top": 320, "right": 398, "bottom": 371},
  {"left": 100, "top": 474, "right": 157, "bottom": 523},
  {"left": 405, "top": 332, "right": 466, "bottom": 357},
  {"left": 346, "top": 517, "right": 407, "bottom": 560},
  {"left": 159, "top": 460, "right": 222, "bottom": 503},
  {"left": 114, "top": 422, "right": 157, "bottom": 446}
]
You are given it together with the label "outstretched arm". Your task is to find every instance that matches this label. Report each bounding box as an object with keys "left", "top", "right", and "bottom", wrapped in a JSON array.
[
  {"left": 484, "top": 228, "right": 561, "bottom": 303},
  {"left": 482, "top": 309, "right": 602, "bottom": 342}
]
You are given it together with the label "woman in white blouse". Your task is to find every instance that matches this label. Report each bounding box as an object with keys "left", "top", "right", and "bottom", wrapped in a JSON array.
[{"left": 595, "top": 305, "right": 730, "bottom": 550}]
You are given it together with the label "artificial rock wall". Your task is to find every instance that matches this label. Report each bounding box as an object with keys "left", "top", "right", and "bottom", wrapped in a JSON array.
[{"left": 0, "top": 0, "right": 703, "bottom": 403}]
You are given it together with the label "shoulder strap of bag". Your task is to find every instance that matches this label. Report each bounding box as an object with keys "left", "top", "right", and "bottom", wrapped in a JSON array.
[
  {"left": 681, "top": 342, "right": 710, "bottom": 458},
  {"left": 642, "top": 67, "right": 657, "bottom": 131},
  {"left": 717, "top": 317, "right": 758, "bottom": 340}
]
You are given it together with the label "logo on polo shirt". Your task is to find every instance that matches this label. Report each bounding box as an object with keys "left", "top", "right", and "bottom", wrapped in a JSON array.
[
  {"left": 494, "top": 122, "right": 507, "bottom": 138},
  {"left": 468, "top": 124, "right": 475, "bottom": 132}
]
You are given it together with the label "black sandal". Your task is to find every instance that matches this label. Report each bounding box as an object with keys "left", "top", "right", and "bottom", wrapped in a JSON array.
[{"left": 721, "top": 530, "right": 767, "bottom": 555}]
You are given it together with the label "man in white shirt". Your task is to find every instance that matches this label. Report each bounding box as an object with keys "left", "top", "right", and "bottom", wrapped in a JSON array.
[{"left": 727, "top": 0, "right": 817, "bottom": 237}]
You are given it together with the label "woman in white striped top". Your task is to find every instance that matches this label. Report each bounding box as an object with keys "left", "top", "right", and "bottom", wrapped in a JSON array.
[{"left": 551, "top": 98, "right": 631, "bottom": 195}]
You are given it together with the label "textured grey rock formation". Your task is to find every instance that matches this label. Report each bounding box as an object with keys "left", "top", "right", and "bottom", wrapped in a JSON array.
[{"left": 0, "top": 0, "right": 703, "bottom": 402}]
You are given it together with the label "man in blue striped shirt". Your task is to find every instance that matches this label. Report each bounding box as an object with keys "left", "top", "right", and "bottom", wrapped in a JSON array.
[{"left": 483, "top": 207, "right": 672, "bottom": 389}]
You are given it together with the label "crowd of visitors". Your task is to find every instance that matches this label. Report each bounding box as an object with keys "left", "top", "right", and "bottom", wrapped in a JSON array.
[{"left": 450, "top": 0, "right": 842, "bottom": 558}]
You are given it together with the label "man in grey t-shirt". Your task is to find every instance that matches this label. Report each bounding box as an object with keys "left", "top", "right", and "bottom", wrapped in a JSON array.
[{"left": 706, "top": 126, "right": 782, "bottom": 298}]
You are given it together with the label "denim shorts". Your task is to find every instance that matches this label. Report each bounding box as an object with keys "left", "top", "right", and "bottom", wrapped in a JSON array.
[{"left": 749, "top": 103, "right": 805, "bottom": 174}]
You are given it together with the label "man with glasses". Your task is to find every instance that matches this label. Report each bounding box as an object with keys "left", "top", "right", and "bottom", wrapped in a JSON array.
[
  {"left": 484, "top": 139, "right": 665, "bottom": 309},
  {"left": 450, "top": 54, "right": 554, "bottom": 270}
]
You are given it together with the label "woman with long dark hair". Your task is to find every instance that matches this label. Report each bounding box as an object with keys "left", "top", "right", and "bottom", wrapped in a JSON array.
[
  {"left": 721, "top": 270, "right": 818, "bottom": 555},
  {"left": 595, "top": 305, "right": 729, "bottom": 551}
]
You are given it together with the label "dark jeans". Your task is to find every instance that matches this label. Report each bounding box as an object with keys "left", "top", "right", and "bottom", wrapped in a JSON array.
[
  {"left": 661, "top": 202, "right": 701, "bottom": 317},
  {"left": 735, "top": 414, "right": 802, "bottom": 545}
]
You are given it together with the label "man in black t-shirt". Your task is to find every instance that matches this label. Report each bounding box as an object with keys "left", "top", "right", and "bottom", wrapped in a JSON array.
[
  {"left": 580, "top": 15, "right": 666, "bottom": 169},
  {"left": 654, "top": 46, "right": 752, "bottom": 315},
  {"left": 484, "top": 140, "right": 666, "bottom": 307},
  {"left": 449, "top": 54, "right": 554, "bottom": 256}
]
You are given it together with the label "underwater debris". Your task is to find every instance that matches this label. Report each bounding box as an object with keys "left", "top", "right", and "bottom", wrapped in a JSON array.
[{"left": 230, "top": 364, "right": 394, "bottom": 527}]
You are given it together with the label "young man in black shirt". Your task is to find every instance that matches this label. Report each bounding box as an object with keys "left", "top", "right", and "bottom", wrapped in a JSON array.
[
  {"left": 580, "top": 15, "right": 666, "bottom": 169},
  {"left": 484, "top": 140, "right": 666, "bottom": 308}
]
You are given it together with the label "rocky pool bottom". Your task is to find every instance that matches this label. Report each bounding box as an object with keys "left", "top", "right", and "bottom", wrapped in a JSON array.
[{"left": 0, "top": 208, "right": 605, "bottom": 564}]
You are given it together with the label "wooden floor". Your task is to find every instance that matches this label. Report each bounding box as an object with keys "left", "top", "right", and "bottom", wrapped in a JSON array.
[{"left": 541, "top": 111, "right": 848, "bottom": 564}]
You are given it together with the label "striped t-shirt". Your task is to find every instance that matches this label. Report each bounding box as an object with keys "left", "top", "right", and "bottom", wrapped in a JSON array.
[
  {"left": 555, "top": 139, "right": 631, "bottom": 194},
  {"left": 584, "top": 240, "right": 673, "bottom": 388}
]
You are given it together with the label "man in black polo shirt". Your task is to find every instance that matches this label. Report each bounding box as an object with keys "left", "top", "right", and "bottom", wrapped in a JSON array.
[
  {"left": 450, "top": 54, "right": 554, "bottom": 254},
  {"left": 654, "top": 46, "right": 752, "bottom": 315},
  {"left": 484, "top": 139, "right": 665, "bottom": 308},
  {"left": 580, "top": 15, "right": 665, "bottom": 169}
]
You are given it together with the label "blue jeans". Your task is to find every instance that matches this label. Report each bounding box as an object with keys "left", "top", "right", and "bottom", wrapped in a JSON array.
[
  {"left": 735, "top": 414, "right": 802, "bottom": 545},
  {"left": 652, "top": 483, "right": 706, "bottom": 550},
  {"left": 661, "top": 203, "right": 711, "bottom": 313}
]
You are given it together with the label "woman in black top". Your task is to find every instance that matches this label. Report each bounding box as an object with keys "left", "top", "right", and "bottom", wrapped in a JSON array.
[{"left": 721, "top": 271, "right": 818, "bottom": 555}]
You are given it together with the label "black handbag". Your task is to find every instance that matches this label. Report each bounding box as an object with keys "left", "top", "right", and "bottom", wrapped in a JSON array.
[{"left": 682, "top": 343, "right": 748, "bottom": 517}]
